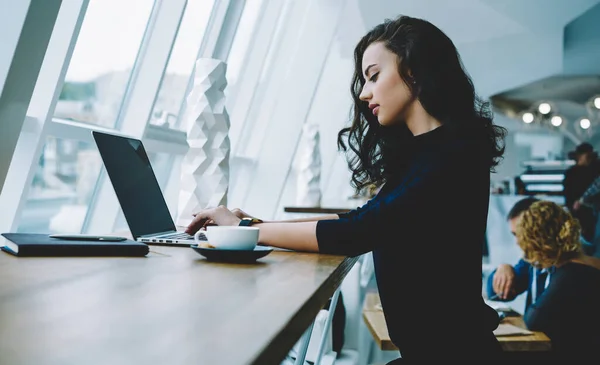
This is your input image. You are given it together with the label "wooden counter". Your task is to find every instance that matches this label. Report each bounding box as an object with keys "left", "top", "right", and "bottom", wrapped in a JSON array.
[
  {"left": 0, "top": 241, "right": 358, "bottom": 365},
  {"left": 362, "top": 292, "right": 551, "bottom": 353}
]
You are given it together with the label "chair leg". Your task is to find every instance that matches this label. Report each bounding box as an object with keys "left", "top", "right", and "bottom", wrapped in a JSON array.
[
  {"left": 313, "top": 288, "right": 341, "bottom": 365},
  {"left": 294, "top": 321, "right": 316, "bottom": 365}
]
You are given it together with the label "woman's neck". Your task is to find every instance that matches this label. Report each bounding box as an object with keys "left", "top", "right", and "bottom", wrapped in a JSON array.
[{"left": 404, "top": 99, "right": 442, "bottom": 136}]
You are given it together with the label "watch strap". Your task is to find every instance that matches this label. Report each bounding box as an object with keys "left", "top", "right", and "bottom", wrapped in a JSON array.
[{"left": 239, "top": 217, "right": 263, "bottom": 226}]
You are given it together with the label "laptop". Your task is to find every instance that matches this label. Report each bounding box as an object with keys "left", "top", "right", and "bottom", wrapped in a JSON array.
[{"left": 91, "top": 131, "right": 207, "bottom": 246}]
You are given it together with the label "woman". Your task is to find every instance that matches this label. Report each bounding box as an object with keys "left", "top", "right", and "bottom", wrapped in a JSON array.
[
  {"left": 186, "top": 15, "right": 506, "bottom": 363},
  {"left": 516, "top": 201, "right": 600, "bottom": 360}
]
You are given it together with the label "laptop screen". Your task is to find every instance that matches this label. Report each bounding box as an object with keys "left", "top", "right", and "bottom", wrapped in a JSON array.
[{"left": 92, "top": 131, "right": 176, "bottom": 238}]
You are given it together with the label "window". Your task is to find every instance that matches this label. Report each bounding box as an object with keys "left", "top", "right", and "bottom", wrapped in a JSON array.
[
  {"left": 150, "top": 0, "right": 216, "bottom": 130},
  {"left": 54, "top": 0, "right": 155, "bottom": 128},
  {"left": 225, "top": 0, "right": 265, "bottom": 92},
  {"left": 17, "top": 137, "right": 102, "bottom": 234}
]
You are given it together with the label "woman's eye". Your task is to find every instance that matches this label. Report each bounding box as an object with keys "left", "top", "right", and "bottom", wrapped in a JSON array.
[{"left": 369, "top": 73, "right": 379, "bottom": 82}]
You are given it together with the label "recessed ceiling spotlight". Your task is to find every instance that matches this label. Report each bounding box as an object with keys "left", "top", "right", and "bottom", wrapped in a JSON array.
[
  {"left": 594, "top": 97, "right": 600, "bottom": 109},
  {"left": 538, "top": 102, "right": 552, "bottom": 115},
  {"left": 550, "top": 116, "right": 562, "bottom": 127},
  {"left": 580, "top": 118, "right": 591, "bottom": 129},
  {"left": 522, "top": 112, "right": 534, "bottom": 124}
]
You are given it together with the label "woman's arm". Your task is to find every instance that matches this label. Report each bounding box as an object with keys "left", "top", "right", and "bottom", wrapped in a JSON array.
[
  {"left": 185, "top": 207, "right": 325, "bottom": 253},
  {"left": 231, "top": 207, "right": 340, "bottom": 223},
  {"left": 265, "top": 214, "right": 340, "bottom": 223},
  {"left": 255, "top": 221, "right": 320, "bottom": 252}
]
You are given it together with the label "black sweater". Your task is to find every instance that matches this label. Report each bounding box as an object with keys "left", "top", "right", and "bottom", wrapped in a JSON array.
[
  {"left": 525, "top": 262, "right": 600, "bottom": 357},
  {"left": 317, "top": 125, "right": 501, "bottom": 361}
]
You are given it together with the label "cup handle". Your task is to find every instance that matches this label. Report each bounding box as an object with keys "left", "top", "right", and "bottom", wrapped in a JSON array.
[{"left": 193, "top": 229, "right": 204, "bottom": 245}]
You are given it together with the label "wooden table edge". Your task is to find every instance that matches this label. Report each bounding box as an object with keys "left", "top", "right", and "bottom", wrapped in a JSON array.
[{"left": 250, "top": 255, "right": 360, "bottom": 365}]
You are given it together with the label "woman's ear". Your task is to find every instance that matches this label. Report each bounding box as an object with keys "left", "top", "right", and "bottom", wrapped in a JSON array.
[{"left": 406, "top": 69, "right": 416, "bottom": 86}]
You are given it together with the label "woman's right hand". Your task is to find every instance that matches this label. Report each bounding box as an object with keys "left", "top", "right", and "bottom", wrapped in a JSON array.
[
  {"left": 231, "top": 208, "right": 254, "bottom": 220},
  {"left": 493, "top": 264, "right": 516, "bottom": 300}
]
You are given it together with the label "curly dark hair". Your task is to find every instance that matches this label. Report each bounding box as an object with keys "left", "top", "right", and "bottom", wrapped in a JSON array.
[
  {"left": 337, "top": 15, "right": 507, "bottom": 193},
  {"left": 517, "top": 201, "right": 583, "bottom": 269}
]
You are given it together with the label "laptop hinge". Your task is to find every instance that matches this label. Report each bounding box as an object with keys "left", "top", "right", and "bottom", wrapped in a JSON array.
[{"left": 139, "top": 230, "right": 177, "bottom": 238}]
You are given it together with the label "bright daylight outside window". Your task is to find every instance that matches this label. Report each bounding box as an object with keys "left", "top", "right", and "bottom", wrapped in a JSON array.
[
  {"left": 54, "top": 0, "right": 155, "bottom": 128},
  {"left": 17, "top": 138, "right": 102, "bottom": 234},
  {"left": 16, "top": 0, "right": 155, "bottom": 234},
  {"left": 225, "top": 0, "right": 264, "bottom": 96},
  {"left": 150, "top": 0, "right": 215, "bottom": 131}
]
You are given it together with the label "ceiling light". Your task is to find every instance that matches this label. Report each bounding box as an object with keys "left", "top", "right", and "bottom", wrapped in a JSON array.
[
  {"left": 522, "top": 112, "right": 534, "bottom": 124},
  {"left": 594, "top": 97, "right": 600, "bottom": 109},
  {"left": 580, "top": 118, "right": 591, "bottom": 129},
  {"left": 550, "top": 116, "right": 562, "bottom": 126},
  {"left": 538, "top": 102, "right": 552, "bottom": 115}
]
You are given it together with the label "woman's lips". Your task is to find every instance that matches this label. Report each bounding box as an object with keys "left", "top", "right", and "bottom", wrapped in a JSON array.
[{"left": 373, "top": 106, "right": 379, "bottom": 116}]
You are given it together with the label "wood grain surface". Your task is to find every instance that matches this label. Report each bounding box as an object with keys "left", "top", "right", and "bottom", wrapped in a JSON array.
[
  {"left": 362, "top": 292, "right": 551, "bottom": 353},
  {"left": 0, "top": 240, "right": 358, "bottom": 365}
]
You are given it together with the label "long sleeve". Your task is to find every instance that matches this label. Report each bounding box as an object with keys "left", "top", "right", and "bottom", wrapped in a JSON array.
[
  {"left": 486, "top": 258, "right": 531, "bottom": 300},
  {"left": 316, "top": 138, "right": 478, "bottom": 257},
  {"left": 317, "top": 162, "right": 445, "bottom": 256}
]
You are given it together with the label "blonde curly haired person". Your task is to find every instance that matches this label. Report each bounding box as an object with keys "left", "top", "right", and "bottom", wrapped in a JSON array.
[
  {"left": 517, "top": 201, "right": 585, "bottom": 269},
  {"left": 516, "top": 200, "right": 600, "bottom": 359}
]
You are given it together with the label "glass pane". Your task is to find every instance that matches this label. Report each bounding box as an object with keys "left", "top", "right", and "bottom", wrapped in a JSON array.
[
  {"left": 225, "top": 0, "right": 265, "bottom": 91},
  {"left": 54, "top": 0, "right": 155, "bottom": 128},
  {"left": 112, "top": 153, "right": 182, "bottom": 233},
  {"left": 150, "top": 0, "right": 215, "bottom": 130},
  {"left": 17, "top": 137, "right": 103, "bottom": 234}
]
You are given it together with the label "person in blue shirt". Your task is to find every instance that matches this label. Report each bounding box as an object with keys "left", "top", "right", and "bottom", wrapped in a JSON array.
[
  {"left": 487, "top": 197, "right": 546, "bottom": 310},
  {"left": 487, "top": 197, "right": 597, "bottom": 312},
  {"left": 186, "top": 15, "right": 507, "bottom": 364},
  {"left": 517, "top": 200, "right": 600, "bottom": 361}
]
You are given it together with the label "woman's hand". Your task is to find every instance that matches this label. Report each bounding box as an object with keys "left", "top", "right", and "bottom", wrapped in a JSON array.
[
  {"left": 185, "top": 206, "right": 242, "bottom": 234},
  {"left": 231, "top": 208, "right": 255, "bottom": 220}
]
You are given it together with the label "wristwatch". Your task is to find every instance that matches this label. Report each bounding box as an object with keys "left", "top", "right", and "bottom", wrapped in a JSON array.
[{"left": 238, "top": 217, "right": 263, "bottom": 226}]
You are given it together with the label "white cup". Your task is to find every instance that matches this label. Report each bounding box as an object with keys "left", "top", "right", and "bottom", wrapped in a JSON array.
[{"left": 194, "top": 226, "right": 259, "bottom": 250}]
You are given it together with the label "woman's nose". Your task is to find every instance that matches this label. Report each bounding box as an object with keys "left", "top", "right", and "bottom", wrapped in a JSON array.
[{"left": 359, "top": 86, "right": 371, "bottom": 102}]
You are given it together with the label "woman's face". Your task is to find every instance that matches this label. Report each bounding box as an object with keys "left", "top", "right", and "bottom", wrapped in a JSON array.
[{"left": 359, "top": 42, "right": 414, "bottom": 126}]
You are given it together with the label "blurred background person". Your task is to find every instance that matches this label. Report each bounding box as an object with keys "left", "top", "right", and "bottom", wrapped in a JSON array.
[
  {"left": 563, "top": 142, "right": 600, "bottom": 242},
  {"left": 486, "top": 197, "right": 596, "bottom": 312},
  {"left": 486, "top": 197, "right": 544, "bottom": 312},
  {"left": 517, "top": 200, "right": 600, "bottom": 359}
]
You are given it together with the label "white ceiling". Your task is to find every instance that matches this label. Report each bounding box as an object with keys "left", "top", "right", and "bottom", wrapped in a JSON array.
[
  {"left": 357, "top": 0, "right": 600, "bottom": 44},
  {"left": 336, "top": 0, "right": 600, "bottom": 97},
  {"left": 479, "top": 0, "right": 600, "bottom": 32}
]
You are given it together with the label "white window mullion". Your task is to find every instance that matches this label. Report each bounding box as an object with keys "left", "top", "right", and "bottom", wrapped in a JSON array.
[
  {"left": 0, "top": 0, "right": 30, "bottom": 96},
  {"left": 239, "top": 0, "right": 348, "bottom": 220},
  {"left": 0, "top": 0, "right": 86, "bottom": 234},
  {"left": 46, "top": 118, "right": 133, "bottom": 142},
  {"left": 173, "top": 0, "right": 245, "bottom": 132},
  {"left": 118, "top": 0, "right": 188, "bottom": 138},
  {"left": 195, "top": 0, "right": 246, "bottom": 60},
  {"left": 227, "top": 0, "right": 284, "bottom": 151},
  {"left": 84, "top": 0, "right": 187, "bottom": 234},
  {"left": 228, "top": 0, "right": 309, "bottom": 208}
]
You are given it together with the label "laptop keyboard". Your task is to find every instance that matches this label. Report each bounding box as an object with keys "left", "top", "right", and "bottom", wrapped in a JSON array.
[{"left": 160, "top": 232, "right": 206, "bottom": 241}]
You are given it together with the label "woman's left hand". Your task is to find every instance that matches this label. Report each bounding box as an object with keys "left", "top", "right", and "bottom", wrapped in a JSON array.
[{"left": 185, "top": 205, "right": 242, "bottom": 234}]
